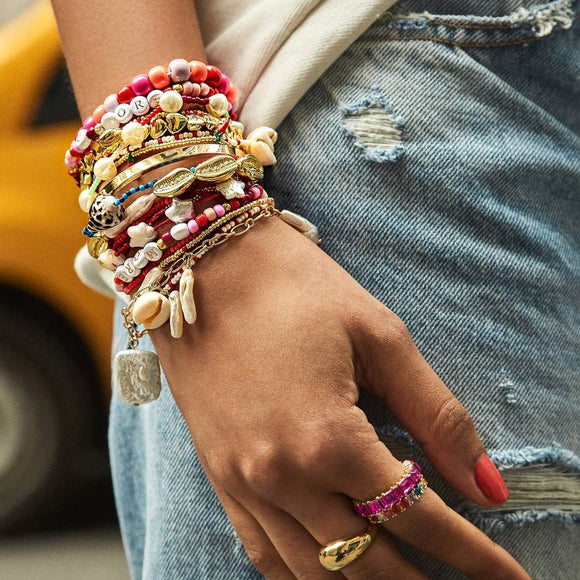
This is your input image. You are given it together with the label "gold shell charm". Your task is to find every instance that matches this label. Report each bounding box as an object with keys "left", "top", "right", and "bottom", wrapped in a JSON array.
[
  {"left": 153, "top": 168, "right": 196, "bottom": 198},
  {"left": 194, "top": 155, "right": 238, "bottom": 182},
  {"left": 319, "top": 525, "right": 377, "bottom": 572},
  {"left": 166, "top": 113, "right": 188, "bottom": 133},
  {"left": 87, "top": 232, "right": 110, "bottom": 259},
  {"left": 237, "top": 155, "right": 264, "bottom": 180}
]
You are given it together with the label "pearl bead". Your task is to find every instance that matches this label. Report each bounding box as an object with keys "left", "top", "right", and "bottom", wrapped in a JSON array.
[
  {"left": 78, "top": 189, "right": 92, "bottom": 212},
  {"left": 187, "top": 220, "right": 199, "bottom": 234},
  {"left": 207, "top": 93, "right": 228, "bottom": 117},
  {"left": 104, "top": 94, "right": 119, "bottom": 113},
  {"left": 168, "top": 59, "right": 191, "bottom": 83},
  {"left": 101, "top": 112, "right": 120, "bottom": 129},
  {"left": 189, "top": 83, "right": 201, "bottom": 97},
  {"left": 199, "top": 83, "right": 210, "bottom": 96},
  {"left": 170, "top": 223, "right": 190, "bottom": 241},
  {"left": 94, "top": 157, "right": 117, "bottom": 181},
  {"left": 159, "top": 90, "right": 183, "bottom": 113},
  {"left": 181, "top": 81, "right": 193, "bottom": 95},
  {"left": 131, "top": 74, "right": 154, "bottom": 96},
  {"left": 130, "top": 95, "right": 150, "bottom": 116},
  {"left": 122, "top": 121, "right": 147, "bottom": 146},
  {"left": 114, "top": 103, "right": 133, "bottom": 123}
]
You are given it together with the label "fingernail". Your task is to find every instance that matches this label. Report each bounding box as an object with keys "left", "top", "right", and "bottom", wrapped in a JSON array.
[{"left": 474, "top": 454, "right": 509, "bottom": 504}]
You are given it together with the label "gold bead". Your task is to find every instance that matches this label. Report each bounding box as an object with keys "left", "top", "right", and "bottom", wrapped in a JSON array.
[{"left": 157, "top": 240, "right": 167, "bottom": 250}]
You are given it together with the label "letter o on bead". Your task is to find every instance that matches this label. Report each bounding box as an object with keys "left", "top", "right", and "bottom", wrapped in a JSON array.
[{"left": 114, "top": 103, "right": 133, "bottom": 123}]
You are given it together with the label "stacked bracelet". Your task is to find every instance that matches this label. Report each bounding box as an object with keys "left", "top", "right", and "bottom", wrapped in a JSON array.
[{"left": 65, "top": 58, "right": 320, "bottom": 406}]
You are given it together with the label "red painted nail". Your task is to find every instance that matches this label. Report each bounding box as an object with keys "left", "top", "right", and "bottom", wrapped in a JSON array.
[{"left": 474, "top": 454, "right": 509, "bottom": 504}]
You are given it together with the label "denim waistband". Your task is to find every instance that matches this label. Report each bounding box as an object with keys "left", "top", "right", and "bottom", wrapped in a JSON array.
[{"left": 365, "top": 0, "right": 578, "bottom": 46}]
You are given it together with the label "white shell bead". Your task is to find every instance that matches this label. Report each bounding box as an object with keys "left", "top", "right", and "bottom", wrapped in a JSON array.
[
  {"left": 103, "top": 93, "right": 119, "bottom": 113},
  {"left": 179, "top": 269, "right": 197, "bottom": 324},
  {"left": 93, "top": 157, "right": 117, "bottom": 181},
  {"left": 169, "top": 291, "right": 184, "bottom": 339},
  {"left": 98, "top": 249, "right": 125, "bottom": 271},
  {"left": 128, "top": 222, "right": 156, "bottom": 248},
  {"left": 133, "top": 292, "right": 170, "bottom": 330},
  {"left": 159, "top": 91, "right": 183, "bottom": 113},
  {"left": 78, "top": 189, "right": 93, "bottom": 212}
]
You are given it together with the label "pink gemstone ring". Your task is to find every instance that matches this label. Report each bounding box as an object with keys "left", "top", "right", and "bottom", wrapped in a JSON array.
[{"left": 353, "top": 460, "right": 428, "bottom": 524}]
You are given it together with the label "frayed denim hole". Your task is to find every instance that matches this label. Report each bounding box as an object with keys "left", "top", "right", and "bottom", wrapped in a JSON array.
[
  {"left": 458, "top": 445, "right": 580, "bottom": 532},
  {"left": 341, "top": 88, "right": 405, "bottom": 163}
]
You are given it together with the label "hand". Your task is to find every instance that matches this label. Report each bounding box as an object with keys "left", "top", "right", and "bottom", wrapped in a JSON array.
[{"left": 150, "top": 215, "right": 530, "bottom": 579}]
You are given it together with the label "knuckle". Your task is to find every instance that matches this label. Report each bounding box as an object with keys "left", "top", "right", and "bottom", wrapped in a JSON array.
[
  {"left": 368, "top": 310, "right": 414, "bottom": 351},
  {"left": 431, "top": 395, "right": 476, "bottom": 442},
  {"left": 240, "top": 442, "right": 287, "bottom": 493}
]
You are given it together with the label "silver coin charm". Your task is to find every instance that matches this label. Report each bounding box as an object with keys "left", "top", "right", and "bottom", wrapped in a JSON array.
[{"left": 113, "top": 349, "right": 162, "bottom": 405}]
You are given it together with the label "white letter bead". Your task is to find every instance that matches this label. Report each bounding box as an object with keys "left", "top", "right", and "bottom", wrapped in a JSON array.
[
  {"left": 101, "top": 112, "right": 120, "bottom": 129},
  {"left": 114, "top": 103, "right": 133, "bottom": 123},
  {"left": 123, "top": 258, "right": 141, "bottom": 277},
  {"left": 115, "top": 265, "right": 133, "bottom": 283},
  {"left": 147, "top": 90, "right": 163, "bottom": 108},
  {"left": 170, "top": 223, "right": 190, "bottom": 240},
  {"left": 132, "top": 249, "right": 149, "bottom": 268},
  {"left": 130, "top": 96, "right": 150, "bottom": 116},
  {"left": 143, "top": 242, "right": 163, "bottom": 261}
]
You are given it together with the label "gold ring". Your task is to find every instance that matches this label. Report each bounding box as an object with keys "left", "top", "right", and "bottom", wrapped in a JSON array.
[{"left": 319, "top": 524, "right": 378, "bottom": 572}]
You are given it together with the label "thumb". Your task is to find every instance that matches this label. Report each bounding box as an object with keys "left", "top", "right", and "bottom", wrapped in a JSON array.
[{"left": 351, "top": 304, "right": 509, "bottom": 508}]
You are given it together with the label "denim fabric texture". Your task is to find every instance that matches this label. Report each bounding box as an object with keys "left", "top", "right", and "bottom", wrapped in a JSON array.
[{"left": 109, "top": 1, "right": 580, "bottom": 577}]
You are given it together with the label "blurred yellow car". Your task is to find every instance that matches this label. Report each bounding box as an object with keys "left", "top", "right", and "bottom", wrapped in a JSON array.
[{"left": 0, "top": 2, "right": 114, "bottom": 532}]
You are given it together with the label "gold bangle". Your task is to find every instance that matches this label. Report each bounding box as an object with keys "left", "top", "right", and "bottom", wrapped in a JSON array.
[{"left": 98, "top": 144, "right": 237, "bottom": 197}]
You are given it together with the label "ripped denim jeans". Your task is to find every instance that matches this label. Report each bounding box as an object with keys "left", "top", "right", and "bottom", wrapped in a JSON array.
[{"left": 109, "top": 1, "right": 580, "bottom": 578}]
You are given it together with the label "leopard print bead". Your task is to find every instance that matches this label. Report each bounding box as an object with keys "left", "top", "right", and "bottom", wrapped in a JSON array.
[{"left": 88, "top": 195, "right": 125, "bottom": 231}]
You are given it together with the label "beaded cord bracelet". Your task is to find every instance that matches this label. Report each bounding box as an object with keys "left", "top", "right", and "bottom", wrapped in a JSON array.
[{"left": 66, "top": 59, "right": 238, "bottom": 176}]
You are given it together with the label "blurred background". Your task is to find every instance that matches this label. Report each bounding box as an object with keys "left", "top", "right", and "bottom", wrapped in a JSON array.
[{"left": 1, "top": 1, "right": 129, "bottom": 577}]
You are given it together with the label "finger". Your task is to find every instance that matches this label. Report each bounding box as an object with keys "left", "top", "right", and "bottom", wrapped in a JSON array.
[
  {"left": 383, "top": 487, "right": 531, "bottom": 580},
  {"left": 328, "top": 436, "right": 529, "bottom": 580},
  {"left": 205, "top": 471, "right": 294, "bottom": 579},
  {"left": 351, "top": 300, "right": 509, "bottom": 507},
  {"left": 284, "top": 489, "right": 428, "bottom": 579},
  {"left": 243, "top": 499, "right": 344, "bottom": 579}
]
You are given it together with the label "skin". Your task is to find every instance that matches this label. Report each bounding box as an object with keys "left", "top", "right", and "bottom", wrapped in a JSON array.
[{"left": 51, "top": 1, "right": 531, "bottom": 577}]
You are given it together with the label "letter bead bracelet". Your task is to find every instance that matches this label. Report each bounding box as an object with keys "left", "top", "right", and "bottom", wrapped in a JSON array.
[{"left": 65, "top": 59, "right": 321, "bottom": 405}]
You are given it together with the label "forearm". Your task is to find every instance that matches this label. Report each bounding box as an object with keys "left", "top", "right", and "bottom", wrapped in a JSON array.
[{"left": 51, "top": 0, "right": 206, "bottom": 118}]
